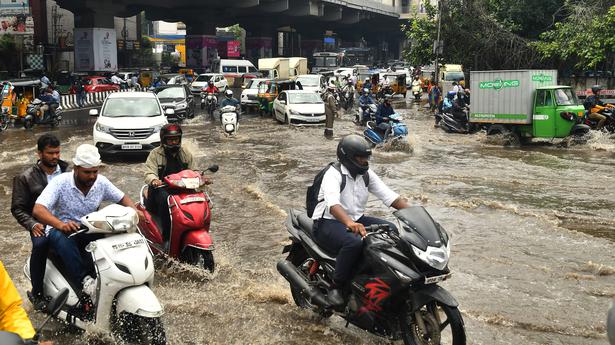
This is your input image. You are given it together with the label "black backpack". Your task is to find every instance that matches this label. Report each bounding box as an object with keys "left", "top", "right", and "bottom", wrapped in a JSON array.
[{"left": 306, "top": 162, "right": 369, "bottom": 218}]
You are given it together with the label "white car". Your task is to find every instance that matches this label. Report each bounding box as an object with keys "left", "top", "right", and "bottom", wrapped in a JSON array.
[
  {"left": 190, "top": 73, "right": 228, "bottom": 94},
  {"left": 91, "top": 92, "right": 171, "bottom": 157},
  {"left": 273, "top": 90, "right": 325, "bottom": 125},
  {"left": 295, "top": 74, "right": 326, "bottom": 94},
  {"left": 240, "top": 78, "right": 267, "bottom": 110}
]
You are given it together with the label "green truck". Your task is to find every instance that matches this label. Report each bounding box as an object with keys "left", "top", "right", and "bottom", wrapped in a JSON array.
[{"left": 469, "top": 70, "right": 589, "bottom": 144}]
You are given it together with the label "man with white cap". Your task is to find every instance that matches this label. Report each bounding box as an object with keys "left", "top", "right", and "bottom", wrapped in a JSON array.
[{"left": 33, "top": 144, "right": 142, "bottom": 301}]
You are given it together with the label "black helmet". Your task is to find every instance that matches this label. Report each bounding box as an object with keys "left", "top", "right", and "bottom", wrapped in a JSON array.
[
  {"left": 337, "top": 134, "right": 372, "bottom": 177},
  {"left": 591, "top": 85, "right": 603, "bottom": 96},
  {"left": 160, "top": 123, "right": 182, "bottom": 153},
  {"left": 208, "top": 80, "right": 214, "bottom": 86}
]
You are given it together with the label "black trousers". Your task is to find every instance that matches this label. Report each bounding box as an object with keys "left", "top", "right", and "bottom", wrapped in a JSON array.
[{"left": 147, "top": 186, "right": 172, "bottom": 241}]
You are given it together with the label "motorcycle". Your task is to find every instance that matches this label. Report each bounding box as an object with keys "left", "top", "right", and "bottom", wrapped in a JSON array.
[
  {"left": 0, "top": 288, "right": 69, "bottom": 345},
  {"left": 356, "top": 103, "right": 378, "bottom": 125},
  {"left": 24, "top": 99, "right": 62, "bottom": 129},
  {"left": 584, "top": 107, "right": 615, "bottom": 132},
  {"left": 0, "top": 107, "right": 9, "bottom": 132},
  {"left": 435, "top": 107, "right": 479, "bottom": 134},
  {"left": 278, "top": 207, "right": 466, "bottom": 345},
  {"left": 201, "top": 92, "right": 218, "bottom": 119},
  {"left": 340, "top": 82, "right": 355, "bottom": 110},
  {"left": 137, "top": 166, "right": 219, "bottom": 272},
  {"left": 23, "top": 204, "right": 166, "bottom": 344},
  {"left": 364, "top": 113, "right": 409, "bottom": 146},
  {"left": 220, "top": 105, "right": 239, "bottom": 135},
  {"left": 411, "top": 81, "right": 422, "bottom": 101}
]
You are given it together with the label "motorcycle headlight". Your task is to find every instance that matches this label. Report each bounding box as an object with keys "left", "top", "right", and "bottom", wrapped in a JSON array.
[
  {"left": 106, "top": 210, "right": 139, "bottom": 232},
  {"left": 95, "top": 122, "right": 112, "bottom": 134},
  {"left": 411, "top": 242, "right": 450, "bottom": 271}
]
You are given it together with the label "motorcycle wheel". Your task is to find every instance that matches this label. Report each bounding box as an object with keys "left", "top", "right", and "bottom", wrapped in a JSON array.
[
  {"left": 399, "top": 301, "right": 466, "bottom": 345},
  {"left": 52, "top": 118, "right": 60, "bottom": 127},
  {"left": 0, "top": 118, "right": 8, "bottom": 131},
  {"left": 200, "top": 102, "right": 205, "bottom": 110},
  {"left": 116, "top": 312, "right": 166, "bottom": 345},
  {"left": 181, "top": 246, "right": 215, "bottom": 273},
  {"left": 24, "top": 119, "right": 33, "bottom": 129}
]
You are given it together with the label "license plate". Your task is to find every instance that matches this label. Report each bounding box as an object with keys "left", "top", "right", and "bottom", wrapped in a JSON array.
[
  {"left": 180, "top": 196, "right": 206, "bottom": 204},
  {"left": 424, "top": 273, "right": 451, "bottom": 284},
  {"left": 112, "top": 238, "right": 145, "bottom": 251},
  {"left": 121, "top": 144, "right": 142, "bottom": 150},
  {"left": 305, "top": 116, "right": 320, "bottom": 122}
]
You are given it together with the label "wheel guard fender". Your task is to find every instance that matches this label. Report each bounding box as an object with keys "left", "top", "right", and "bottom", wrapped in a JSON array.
[
  {"left": 411, "top": 284, "right": 459, "bottom": 311},
  {"left": 183, "top": 230, "right": 213, "bottom": 250},
  {"left": 116, "top": 285, "right": 164, "bottom": 318},
  {"left": 571, "top": 124, "right": 590, "bottom": 135}
]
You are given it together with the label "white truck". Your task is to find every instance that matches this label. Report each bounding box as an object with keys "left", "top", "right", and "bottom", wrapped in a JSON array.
[{"left": 258, "top": 58, "right": 290, "bottom": 80}]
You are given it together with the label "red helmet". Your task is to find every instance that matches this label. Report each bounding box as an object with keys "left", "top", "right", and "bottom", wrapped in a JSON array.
[{"left": 160, "top": 123, "right": 182, "bottom": 151}]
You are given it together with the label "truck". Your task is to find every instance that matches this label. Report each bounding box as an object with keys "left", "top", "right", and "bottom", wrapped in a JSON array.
[
  {"left": 439, "top": 64, "right": 465, "bottom": 95},
  {"left": 258, "top": 58, "right": 289, "bottom": 80},
  {"left": 469, "top": 70, "right": 589, "bottom": 145},
  {"left": 288, "top": 57, "right": 308, "bottom": 79}
]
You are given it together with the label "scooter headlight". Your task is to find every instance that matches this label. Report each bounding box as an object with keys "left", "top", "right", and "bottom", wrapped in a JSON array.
[
  {"left": 106, "top": 209, "right": 139, "bottom": 232},
  {"left": 411, "top": 242, "right": 450, "bottom": 271}
]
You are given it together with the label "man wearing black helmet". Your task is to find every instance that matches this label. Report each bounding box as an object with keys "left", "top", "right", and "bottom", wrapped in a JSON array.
[
  {"left": 144, "top": 123, "right": 194, "bottom": 247},
  {"left": 585, "top": 85, "right": 614, "bottom": 130},
  {"left": 312, "top": 134, "right": 410, "bottom": 306}
]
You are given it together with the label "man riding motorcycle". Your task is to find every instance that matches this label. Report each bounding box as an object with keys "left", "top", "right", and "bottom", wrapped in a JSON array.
[
  {"left": 311, "top": 134, "right": 410, "bottom": 306},
  {"left": 362, "top": 78, "right": 372, "bottom": 93},
  {"left": 584, "top": 85, "right": 614, "bottom": 130},
  {"left": 32, "top": 144, "right": 142, "bottom": 301},
  {"left": 144, "top": 124, "right": 195, "bottom": 249},
  {"left": 374, "top": 96, "right": 397, "bottom": 138},
  {"left": 11, "top": 134, "right": 68, "bottom": 311},
  {"left": 358, "top": 88, "right": 375, "bottom": 125}
]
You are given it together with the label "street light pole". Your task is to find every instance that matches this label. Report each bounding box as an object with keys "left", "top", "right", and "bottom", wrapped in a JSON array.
[{"left": 434, "top": 0, "right": 443, "bottom": 85}]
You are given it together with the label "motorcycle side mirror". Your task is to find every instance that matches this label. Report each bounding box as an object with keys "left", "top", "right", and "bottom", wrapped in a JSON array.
[
  {"left": 33, "top": 288, "right": 69, "bottom": 341},
  {"left": 207, "top": 164, "right": 219, "bottom": 173},
  {"left": 89, "top": 109, "right": 99, "bottom": 116}
]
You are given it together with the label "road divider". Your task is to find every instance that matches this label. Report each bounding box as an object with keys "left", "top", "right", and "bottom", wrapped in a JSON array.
[{"left": 60, "top": 87, "right": 149, "bottom": 111}]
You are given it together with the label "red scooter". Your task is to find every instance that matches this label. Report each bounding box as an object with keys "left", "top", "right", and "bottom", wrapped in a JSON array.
[{"left": 137, "top": 166, "right": 218, "bottom": 272}]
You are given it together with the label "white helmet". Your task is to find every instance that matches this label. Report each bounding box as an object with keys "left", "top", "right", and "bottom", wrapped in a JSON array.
[{"left": 225, "top": 89, "right": 233, "bottom": 98}]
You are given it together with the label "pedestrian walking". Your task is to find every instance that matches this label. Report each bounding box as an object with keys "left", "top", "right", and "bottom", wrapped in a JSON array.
[{"left": 75, "top": 78, "right": 86, "bottom": 108}]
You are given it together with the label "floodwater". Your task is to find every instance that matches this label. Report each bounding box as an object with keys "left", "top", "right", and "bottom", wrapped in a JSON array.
[{"left": 0, "top": 97, "right": 614, "bottom": 345}]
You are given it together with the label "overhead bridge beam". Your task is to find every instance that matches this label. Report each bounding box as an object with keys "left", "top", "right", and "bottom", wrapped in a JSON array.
[
  {"left": 233, "top": 0, "right": 260, "bottom": 7},
  {"left": 260, "top": 0, "right": 289, "bottom": 12},
  {"left": 321, "top": 5, "right": 342, "bottom": 21},
  {"left": 288, "top": 0, "right": 321, "bottom": 16}
]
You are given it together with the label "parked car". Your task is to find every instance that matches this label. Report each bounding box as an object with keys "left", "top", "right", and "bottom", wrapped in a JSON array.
[
  {"left": 272, "top": 90, "right": 325, "bottom": 125},
  {"left": 90, "top": 91, "right": 171, "bottom": 157},
  {"left": 295, "top": 74, "right": 326, "bottom": 94},
  {"left": 160, "top": 73, "right": 188, "bottom": 85},
  {"left": 190, "top": 73, "right": 228, "bottom": 95},
  {"left": 240, "top": 78, "right": 267, "bottom": 112},
  {"left": 154, "top": 84, "right": 195, "bottom": 121},
  {"left": 83, "top": 76, "right": 120, "bottom": 93}
]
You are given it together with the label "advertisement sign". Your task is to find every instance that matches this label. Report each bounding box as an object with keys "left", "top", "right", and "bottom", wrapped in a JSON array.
[
  {"left": 74, "top": 28, "right": 117, "bottom": 71},
  {"left": 186, "top": 35, "right": 218, "bottom": 69},
  {"left": 74, "top": 28, "right": 94, "bottom": 71},
  {"left": 93, "top": 28, "right": 117, "bottom": 71},
  {"left": 227, "top": 40, "right": 240, "bottom": 57}
]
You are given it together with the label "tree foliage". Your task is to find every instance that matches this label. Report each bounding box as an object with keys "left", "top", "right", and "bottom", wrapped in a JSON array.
[
  {"left": 401, "top": 3, "right": 437, "bottom": 66},
  {"left": 532, "top": 1, "right": 615, "bottom": 69}
]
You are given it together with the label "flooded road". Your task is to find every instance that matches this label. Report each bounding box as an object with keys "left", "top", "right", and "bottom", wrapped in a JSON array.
[{"left": 1, "top": 98, "right": 614, "bottom": 344}]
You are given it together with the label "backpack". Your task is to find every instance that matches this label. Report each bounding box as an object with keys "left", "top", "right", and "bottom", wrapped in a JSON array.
[{"left": 305, "top": 162, "right": 370, "bottom": 218}]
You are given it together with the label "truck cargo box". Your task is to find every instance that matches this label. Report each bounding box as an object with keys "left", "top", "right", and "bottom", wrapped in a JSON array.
[{"left": 469, "top": 70, "right": 557, "bottom": 124}]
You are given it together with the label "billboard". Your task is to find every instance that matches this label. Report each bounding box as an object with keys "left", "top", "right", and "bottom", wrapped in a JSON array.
[
  {"left": 74, "top": 28, "right": 118, "bottom": 71},
  {"left": 0, "top": 0, "right": 33, "bottom": 38}
]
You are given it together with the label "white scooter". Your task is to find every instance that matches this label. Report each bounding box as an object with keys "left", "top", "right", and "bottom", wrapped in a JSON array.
[
  {"left": 220, "top": 105, "right": 239, "bottom": 135},
  {"left": 24, "top": 204, "right": 166, "bottom": 344}
]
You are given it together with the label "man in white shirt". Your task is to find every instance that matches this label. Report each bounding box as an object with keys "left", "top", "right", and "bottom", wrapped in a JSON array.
[{"left": 312, "top": 134, "right": 410, "bottom": 306}]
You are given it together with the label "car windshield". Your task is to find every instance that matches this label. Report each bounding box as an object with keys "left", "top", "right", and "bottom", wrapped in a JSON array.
[
  {"left": 326, "top": 57, "right": 338, "bottom": 67},
  {"left": 102, "top": 98, "right": 161, "bottom": 117},
  {"left": 195, "top": 75, "right": 212, "bottom": 82},
  {"left": 156, "top": 87, "right": 185, "bottom": 99},
  {"left": 296, "top": 76, "right": 320, "bottom": 87},
  {"left": 248, "top": 80, "right": 263, "bottom": 89},
  {"left": 248, "top": 66, "right": 258, "bottom": 73},
  {"left": 289, "top": 93, "right": 323, "bottom": 104},
  {"left": 554, "top": 88, "right": 578, "bottom": 106},
  {"left": 444, "top": 72, "right": 464, "bottom": 81}
]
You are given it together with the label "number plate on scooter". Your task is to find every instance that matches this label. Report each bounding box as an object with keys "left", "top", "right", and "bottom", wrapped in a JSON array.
[
  {"left": 180, "top": 196, "right": 206, "bottom": 204},
  {"left": 112, "top": 238, "right": 145, "bottom": 251},
  {"left": 424, "top": 273, "right": 451, "bottom": 284}
]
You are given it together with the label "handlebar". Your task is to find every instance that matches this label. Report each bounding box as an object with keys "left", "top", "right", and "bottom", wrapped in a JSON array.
[
  {"left": 68, "top": 225, "right": 89, "bottom": 238},
  {"left": 346, "top": 224, "right": 390, "bottom": 233}
]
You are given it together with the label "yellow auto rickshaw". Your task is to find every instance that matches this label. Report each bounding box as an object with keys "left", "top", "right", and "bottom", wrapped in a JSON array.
[
  {"left": 1, "top": 79, "right": 40, "bottom": 119},
  {"left": 178, "top": 68, "right": 195, "bottom": 83},
  {"left": 382, "top": 72, "right": 407, "bottom": 97},
  {"left": 138, "top": 69, "right": 156, "bottom": 88},
  {"left": 257, "top": 79, "right": 296, "bottom": 116}
]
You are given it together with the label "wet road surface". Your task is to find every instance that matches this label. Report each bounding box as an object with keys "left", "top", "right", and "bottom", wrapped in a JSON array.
[{"left": 0, "top": 97, "right": 614, "bottom": 344}]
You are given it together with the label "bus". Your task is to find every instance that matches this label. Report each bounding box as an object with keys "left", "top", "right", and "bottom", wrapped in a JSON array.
[
  {"left": 339, "top": 48, "right": 373, "bottom": 67},
  {"left": 311, "top": 52, "right": 341, "bottom": 74}
]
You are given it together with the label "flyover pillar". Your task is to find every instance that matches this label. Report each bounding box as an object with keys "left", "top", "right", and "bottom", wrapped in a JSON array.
[
  {"left": 184, "top": 22, "right": 220, "bottom": 71},
  {"left": 73, "top": 6, "right": 118, "bottom": 72}
]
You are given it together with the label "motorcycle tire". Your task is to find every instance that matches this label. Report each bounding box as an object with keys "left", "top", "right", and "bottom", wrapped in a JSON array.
[
  {"left": 200, "top": 103, "right": 205, "bottom": 110},
  {"left": 399, "top": 301, "right": 466, "bottom": 345},
  {"left": 52, "top": 118, "right": 60, "bottom": 127},
  {"left": 24, "top": 119, "right": 33, "bottom": 129},
  {"left": 116, "top": 312, "right": 167, "bottom": 345},
  {"left": 181, "top": 246, "right": 215, "bottom": 273},
  {"left": 0, "top": 118, "right": 8, "bottom": 131}
]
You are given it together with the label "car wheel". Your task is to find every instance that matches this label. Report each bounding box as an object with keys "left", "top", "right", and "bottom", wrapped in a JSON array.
[{"left": 285, "top": 114, "right": 290, "bottom": 125}]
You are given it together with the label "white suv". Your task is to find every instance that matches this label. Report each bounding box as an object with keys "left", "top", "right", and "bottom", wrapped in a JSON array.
[
  {"left": 190, "top": 73, "right": 228, "bottom": 94},
  {"left": 91, "top": 92, "right": 171, "bottom": 157}
]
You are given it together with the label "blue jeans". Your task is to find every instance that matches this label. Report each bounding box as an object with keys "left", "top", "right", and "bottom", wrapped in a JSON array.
[
  {"left": 30, "top": 233, "right": 50, "bottom": 296},
  {"left": 313, "top": 215, "right": 397, "bottom": 285},
  {"left": 76, "top": 91, "right": 86, "bottom": 107},
  {"left": 47, "top": 229, "right": 101, "bottom": 288}
]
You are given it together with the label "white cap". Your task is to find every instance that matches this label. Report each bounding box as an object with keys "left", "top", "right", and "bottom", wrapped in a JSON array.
[{"left": 73, "top": 144, "right": 102, "bottom": 168}]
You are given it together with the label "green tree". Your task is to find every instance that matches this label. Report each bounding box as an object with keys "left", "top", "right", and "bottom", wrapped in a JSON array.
[
  {"left": 401, "top": 2, "right": 437, "bottom": 66},
  {"left": 533, "top": 1, "right": 615, "bottom": 70}
]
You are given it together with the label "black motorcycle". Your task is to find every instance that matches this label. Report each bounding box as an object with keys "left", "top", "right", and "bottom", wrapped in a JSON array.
[
  {"left": 25, "top": 99, "right": 62, "bottom": 129},
  {"left": 278, "top": 207, "right": 466, "bottom": 345},
  {"left": 435, "top": 108, "right": 479, "bottom": 134},
  {"left": 583, "top": 108, "right": 615, "bottom": 132}
]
